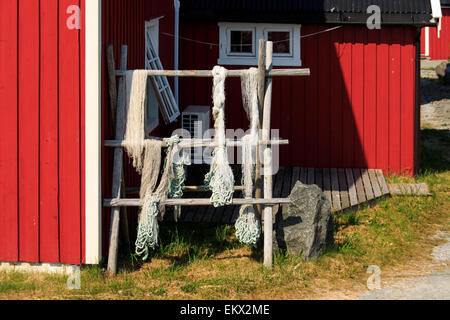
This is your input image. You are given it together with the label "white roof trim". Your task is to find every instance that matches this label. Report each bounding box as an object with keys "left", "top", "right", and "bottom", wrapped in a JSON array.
[
  {"left": 431, "top": 0, "right": 442, "bottom": 18},
  {"left": 430, "top": 0, "right": 443, "bottom": 38}
]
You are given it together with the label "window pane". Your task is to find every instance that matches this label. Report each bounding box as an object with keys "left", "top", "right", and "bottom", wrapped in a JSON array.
[
  {"left": 230, "top": 31, "right": 253, "bottom": 53},
  {"left": 268, "top": 31, "right": 291, "bottom": 54},
  {"left": 146, "top": 81, "right": 159, "bottom": 135}
]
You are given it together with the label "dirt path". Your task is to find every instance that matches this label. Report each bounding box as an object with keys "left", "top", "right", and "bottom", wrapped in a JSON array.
[
  {"left": 356, "top": 62, "right": 450, "bottom": 300},
  {"left": 358, "top": 232, "right": 450, "bottom": 300}
]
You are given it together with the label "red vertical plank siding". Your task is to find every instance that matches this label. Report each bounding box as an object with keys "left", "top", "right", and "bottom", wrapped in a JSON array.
[
  {"left": 293, "top": 38, "right": 306, "bottom": 167},
  {"left": 0, "top": 0, "right": 19, "bottom": 262},
  {"left": 377, "top": 28, "right": 390, "bottom": 172},
  {"left": 18, "top": 0, "right": 40, "bottom": 262},
  {"left": 401, "top": 28, "right": 416, "bottom": 176},
  {"left": 59, "top": 0, "right": 81, "bottom": 264},
  {"left": 40, "top": 0, "right": 60, "bottom": 263},
  {"left": 1, "top": 1, "right": 84, "bottom": 264},
  {"left": 364, "top": 30, "right": 378, "bottom": 169},
  {"left": 427, "top": 9, "right": 450, "bottom": 60},
  {"left": 303, "top": 25, "right": 319, "bottom": 168},
  {"left": 341, "top": 26, "right": 354, "bottom": 168},
  {"left": 317, "top": 27, "right": 331, "bottom": 168},
  {"left": 330, "top": 27, "right": 344, "bottom": 168},
  {"left": 352, "top": 28, "right": 365, "bottom": 168},
  {"left": 388, "top": 28, "right": 402, "bottom": 175}
]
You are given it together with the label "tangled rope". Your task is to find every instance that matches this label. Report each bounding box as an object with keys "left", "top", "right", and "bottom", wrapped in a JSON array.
[
  {"left": 135, "top": 136, "right": 189, "bottom": 260},
  {"left": 165, "top": 136, "right": 191, "bottom": 199},
  {"left": 123, "top": 71, "right": 191, "bottom": 259},
  {"left": 123, "top": 70, "right": 149, "bottom": 174},
  {"left": 235, "top": 68, "right": 261, "bottom": 247},
  {"left": 204, "top": 66, "right": 235, "bottom": 207}
]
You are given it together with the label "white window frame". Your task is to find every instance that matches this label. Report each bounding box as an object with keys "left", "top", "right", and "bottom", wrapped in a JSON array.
[
  {"left": 226, "top": 26, "right": 256, "bottom": 57},
  {"left": 218, "top": 22, "right": 302, "bottom": 67},
  {"left": 264, "top": 28, "right": 294, "bottom": 57},
  {"left": 144, "top": 17, "right": 180, "bottom": 126}
]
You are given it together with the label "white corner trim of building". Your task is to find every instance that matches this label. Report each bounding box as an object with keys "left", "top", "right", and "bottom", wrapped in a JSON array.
[
  {"left": 85, "top": 0, "right": 102, "bottom": 265},
  {"left": 431, "top": 0, "right": 443, "bottom": 19}
]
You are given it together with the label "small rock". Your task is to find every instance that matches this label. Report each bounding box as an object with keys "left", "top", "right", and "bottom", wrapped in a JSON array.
[
  {"left": 273, "top": 181, "right": 334, "bottom": 259},
  {"left": 436, "top": 62, "right": 450, "bottom": 84}
]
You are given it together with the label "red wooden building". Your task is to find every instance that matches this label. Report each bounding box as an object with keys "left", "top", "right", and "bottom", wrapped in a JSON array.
[
  {"left": 422, "top": 0, "right": 450, "bottom": 59},
  {"left": 0, "top": 0, "right": 441, "bottom": 267}
]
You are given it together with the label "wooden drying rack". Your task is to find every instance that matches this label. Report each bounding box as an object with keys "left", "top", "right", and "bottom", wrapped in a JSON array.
[{"left": 105, "top": 40, "right": 311, "bottom": 275}]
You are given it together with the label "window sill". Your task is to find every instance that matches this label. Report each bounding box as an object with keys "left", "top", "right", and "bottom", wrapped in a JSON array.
[{"left": 217, "top": 57, "right": 302, "bottom": 67}]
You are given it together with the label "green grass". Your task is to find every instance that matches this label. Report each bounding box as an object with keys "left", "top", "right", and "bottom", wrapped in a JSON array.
[{"left": 1, "top": 130, "right": 449, "bottom": 300}]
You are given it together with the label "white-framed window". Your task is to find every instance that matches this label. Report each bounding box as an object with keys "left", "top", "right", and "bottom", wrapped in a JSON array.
[
  {"left": 218, "top": 22, "right": 301, "bottom": 67},
  {"left": 144, "top": 18, "right": 161, "bottom": 135},
  {"left": 145, "top": 17, "right": 180, "bottom": 134}
]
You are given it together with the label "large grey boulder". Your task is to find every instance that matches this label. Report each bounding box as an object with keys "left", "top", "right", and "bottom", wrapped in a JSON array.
[
  {"left": 436, "top": 62, "right": 450, "bottom": 85},
  {"left": 273, "top": 181, "right": 334, "bottom": 259}
]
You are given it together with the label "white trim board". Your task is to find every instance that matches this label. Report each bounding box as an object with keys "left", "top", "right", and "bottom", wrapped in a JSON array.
[
  {"left": 85, "top": 0, "right": 102, "bottom": 265},
  {"left": 0, "top": 262, "right": 79, "bottom": 275}
]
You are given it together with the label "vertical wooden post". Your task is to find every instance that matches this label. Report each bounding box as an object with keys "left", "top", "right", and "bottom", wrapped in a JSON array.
[
  {"left": 107, "top": 45, "right": 128, "bottom": 275},
  {"left": 255, "top": 40, "right": 266, "bottom": 219},
  {"left": 107, "top": 45, "right": 131, "bottom": 257},
  {"left": 120, "top": 180, "right": 131, "bottom": 254},
  {"left": 263, "top": 41, "right": 274, "bottom": 268},
  {"left": 106, "top": 45, "right": 118, "bottom": 128},
  {"left": 257, "top": 39, "right": 266, "bottom": 125}
]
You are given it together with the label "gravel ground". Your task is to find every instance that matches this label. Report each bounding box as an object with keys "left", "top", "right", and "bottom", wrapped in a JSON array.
[
  {"left": 420, "top": 63, "right": 450, "bottom": 163},
  {"left": 358, "top": 62, "right": 450, "bottom": 300},
  {"left": 421, "top": 78, "right": 450, "bottom": 131}
]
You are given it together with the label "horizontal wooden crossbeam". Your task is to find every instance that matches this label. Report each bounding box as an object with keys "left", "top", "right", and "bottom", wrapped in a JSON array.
[
  {"left": 104, "top": 198, "right": 292, "bottom": 207},
  {"left": 104, "top": 138, "right": 289, "bottom": 148},
  {"left": 115, "top": 68, "right": 310, "bottom": 78}
]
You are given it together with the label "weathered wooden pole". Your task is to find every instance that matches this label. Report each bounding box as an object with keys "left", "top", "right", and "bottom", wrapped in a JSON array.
[
  {"left": 115, "top": 69, "right": 311, "bottom": 78},
  {"left": 107, "top": 45, "right": 128, "bottom": 275},
  {"left": 255, "top": 39, "right": 266, "bottom": 219},
  {"left": 104, "top": 197, "right": 291, "bottom": 207},
  {"left": 263, "top": 41, "right": 274, "bottom": 268}
]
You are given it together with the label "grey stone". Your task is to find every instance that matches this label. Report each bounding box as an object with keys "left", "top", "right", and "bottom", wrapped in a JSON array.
[
  {"left": 273, "top": 181, "right": 334, "bottom": 259},
  {"left": 436, "top": 62, "right": 447, "bottom": 78},
  {"left": 436, "top": 62, "right": 450, "bottom": 84}
]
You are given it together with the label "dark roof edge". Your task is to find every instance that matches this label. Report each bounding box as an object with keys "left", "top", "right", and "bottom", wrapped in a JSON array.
[{"left": 181, "top": 11, "right": 437, "bottom": 27}]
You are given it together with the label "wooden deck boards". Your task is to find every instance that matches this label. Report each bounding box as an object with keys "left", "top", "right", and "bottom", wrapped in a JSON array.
[{"left": 179, "top": 167, "right": 390, "bottom": 223}]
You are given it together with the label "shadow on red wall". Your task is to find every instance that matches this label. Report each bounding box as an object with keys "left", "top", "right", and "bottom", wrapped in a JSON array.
[{"left": 178, "top": 22, "right": 417, "bottom": 177}]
